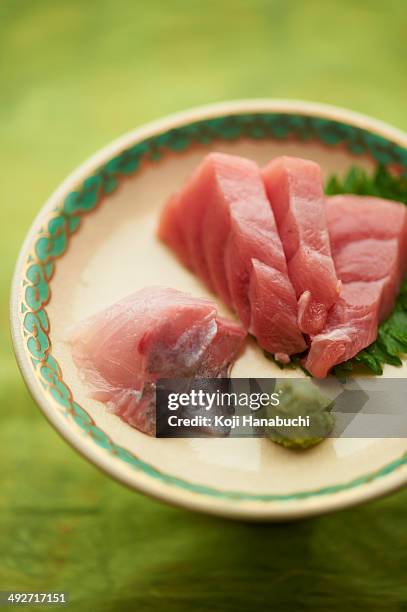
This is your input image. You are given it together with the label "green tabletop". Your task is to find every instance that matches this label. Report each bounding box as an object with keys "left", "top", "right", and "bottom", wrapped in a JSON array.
[{"left": 1, "top": 1, "right": 407, "bottom": 609}]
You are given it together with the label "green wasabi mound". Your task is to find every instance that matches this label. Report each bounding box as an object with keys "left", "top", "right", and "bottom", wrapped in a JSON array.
[{"left": 263, "top": 379, "right": 335, "bottom": 449}]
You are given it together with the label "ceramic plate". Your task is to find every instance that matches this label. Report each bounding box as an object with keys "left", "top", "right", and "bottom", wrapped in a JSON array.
[{"left": 11, "top": 100, "right": 407, "bottom": 521}]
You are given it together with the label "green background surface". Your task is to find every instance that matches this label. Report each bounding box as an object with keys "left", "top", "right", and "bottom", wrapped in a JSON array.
[{"left": 1, "top": 1, "right": 407, "bottom": 610}]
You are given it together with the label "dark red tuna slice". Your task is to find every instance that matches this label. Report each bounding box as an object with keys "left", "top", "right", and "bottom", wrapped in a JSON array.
[
  {"left": 249, "top": 259, "right": 307, "bottom": 358},
  {"left": 158, "top": 152, "right": 307, "bottom": 359},
  {"left": 262, "top": 156, "right": 340, "bottom": 335},
  {"left": 201, "top": 153, "right": 271, "bottom": 307},
  {"left": 224, "top": 178, "right": 288, "bottom": 328},
  {"left": 305, "top": 280, "right": 383, "bottom": 378},
  {"left": 157, "top": 193, "right": 191, "bottom": 270},
  {"left": 305, "top": 195, "right": 407, "bottom": 377}
]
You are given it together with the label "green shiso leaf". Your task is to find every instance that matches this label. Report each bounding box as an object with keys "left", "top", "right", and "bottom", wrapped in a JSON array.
[
  {"left": 267, "top": 165, "right": 407, "bottom": 377},
  {"left": 325, "top": 163, "right": 407, "bottom": 204}
]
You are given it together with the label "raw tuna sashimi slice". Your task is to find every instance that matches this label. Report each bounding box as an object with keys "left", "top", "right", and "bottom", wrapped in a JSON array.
[
  {"left": 201, "top": 153, "right": 272, "bottom": 306},
  {"left": 305, "top": 281, "right": 384, "bottom": 378},
  {"left": 157, "top": 194, "right": 191, "bottom": 269},
  {"left": 69, "top": 287, "right": 246, "bottom": 435},
  {"left": 224, "top": 209, "right": 288, "bottom": 329},
  {"left": 157, "top": 152, "right": 306, "bottom": 357},
  {"left": 305, "top": 195, "right": 407, "bottom": 378},
  {"left": 196, "top": 152, "right": 292, "bottom": 329},
  {"left": 262, "top": 156, "right": 340, "bottom": 335},
  {"left": 158, "top": 158, "right": 220, "bottom": 290},
  {"left": 326, "top": 195, "right": 407, "bottom": 290},
  {"left": 249, "top": 259, "right": 307, "bottom": 358}
]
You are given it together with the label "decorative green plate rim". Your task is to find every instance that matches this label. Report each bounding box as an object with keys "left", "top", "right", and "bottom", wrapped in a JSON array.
[{"left": 19, "top": 110, "right": 407, "bottom": 503}]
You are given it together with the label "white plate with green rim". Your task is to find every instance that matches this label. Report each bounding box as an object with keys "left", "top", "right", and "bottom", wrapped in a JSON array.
[{"left": 10, "top": 100, "right": 407, "bottom": 521}]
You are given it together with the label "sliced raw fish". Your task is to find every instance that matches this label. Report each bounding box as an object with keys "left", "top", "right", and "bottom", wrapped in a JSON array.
[
  {"left": 69, "top": 287, "right": 246, "bottom": 434},
  {"left": 305, "top": 281, "right": 383, "bottom": 378},
  {"left": 196, "top": 316, "right": 247, "bottom": 377},
  {"left": 305, "top": 195, "right": 407, "bottom": 377},
  {"left": 328, "top": 195, "right": 407, "bottom": 323},
  {"left": 201, "top": 153, "right": 271, "bottom": 306},
  {"left": 262, "top": 156, "right": 340, "bottom": 335},
  {"left": 224, "top": 175, "right": 288, "bottom": 328},
  {"left": 326, "top": 195, "right": 407, "bottom": 252},
  {"left": 157, "top": 194, "right": 191, "bottom": 269},
  {"left": 158, "top": 158, "right": 220, "bottom": 289},
  {"left": 158, "top": 152, "right": 306, "bottom": 357},
  {"left": 249, "top": 259, "right": 307, "bottom": 358}
]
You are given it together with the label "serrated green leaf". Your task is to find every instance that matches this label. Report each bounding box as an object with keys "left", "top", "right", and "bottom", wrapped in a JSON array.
[
  {"left": 368, "top": 342, "right": 402, "bottom": 367},
  {"left": 355, "top": 350, "right": 383, "bottom": 375},
  {"left": 325, "top": 175, "right": 342, "bottom": 195}
]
